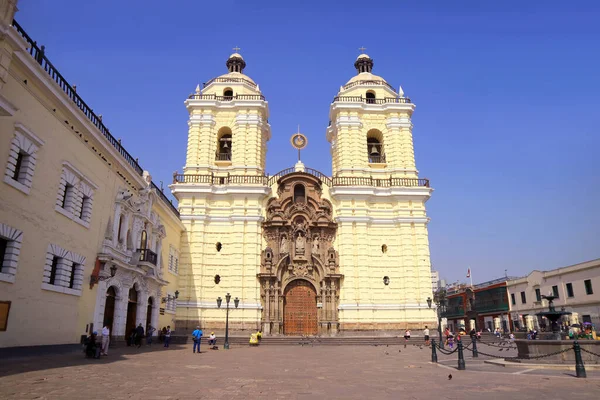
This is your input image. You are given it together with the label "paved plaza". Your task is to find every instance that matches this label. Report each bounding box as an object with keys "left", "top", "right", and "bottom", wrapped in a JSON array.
[{"left": 1, "top": 342, "right": 600, "bottom": 399}]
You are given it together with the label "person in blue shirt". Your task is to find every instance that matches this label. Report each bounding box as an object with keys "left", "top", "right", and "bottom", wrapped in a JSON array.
[{"left": 192, "top": 326, "right": 203, "bottom": 353}]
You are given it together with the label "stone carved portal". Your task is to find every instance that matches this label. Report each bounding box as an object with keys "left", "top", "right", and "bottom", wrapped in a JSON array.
[{"left": 259, "top": 172, "right": 342, "bottom": 335}]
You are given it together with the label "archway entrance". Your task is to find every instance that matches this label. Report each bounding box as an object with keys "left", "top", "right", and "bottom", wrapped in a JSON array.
[
  {"left": 103, "top": 286, "right": 116, "bottom": 335},
  {"left": 146, "top": 297, "right": 153, "bottom": 331},
  {"left": 284, "top": 280, "right": 318, "bottom": 335},
  {"left": 125, "top": 287, "right": 138, "bottom": 339}
]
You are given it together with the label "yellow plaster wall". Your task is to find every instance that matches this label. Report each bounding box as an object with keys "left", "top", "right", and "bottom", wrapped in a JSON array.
[{"left": 0, "top": 72, "right": 134, "bottom": 347}]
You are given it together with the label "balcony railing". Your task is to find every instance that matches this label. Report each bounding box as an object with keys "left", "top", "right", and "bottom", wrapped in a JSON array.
[
  {"left": 188, "top": 93, "right": 265, "bottom": 101},
  {"left": 173, "top": 172, "right": 430, "bottom": 188},
  {"left": 138, "top": 249, "right": 157, "bottom": 266},
  {"left": 215, "top": 152, "right": 232, "bottom": 161},
  {"left": 342, "top": 79, "right": 396, "bottom": 92},
  {"left": 173, "top": 174, "right": 269, "bottom": 185},
  {"left": 203, "top": 77, "right": 258, "bottom": 88},
  {"left": 331, "top": 177, "right": 430, "bottom": 188},
  {"left": 332, "top": 96, "right": 411, "bottom": 104},
  {"left": 11, "top": 20, "right": 181, "bottom": 218},
  {"left": 368, "top": 154, "right": 386, "bottom": 164}
]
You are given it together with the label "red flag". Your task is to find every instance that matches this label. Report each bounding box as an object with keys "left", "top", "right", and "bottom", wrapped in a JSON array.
[{"left": 466, "top": 268, "right": 471, "bottom": 278}]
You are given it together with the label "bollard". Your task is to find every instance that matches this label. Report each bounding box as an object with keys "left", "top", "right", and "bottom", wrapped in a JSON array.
[
  {"left": 573, "top": 340, "right": 586, "bottom": 378},
  {"left": 471, "top": 336, "right": 478, "bottom": 358},
  {"left": 431, "top": 339, "right": 438, "bottom": 363},
  {"left": 457, "top": 339, "right": 466, "bottom": 370}
]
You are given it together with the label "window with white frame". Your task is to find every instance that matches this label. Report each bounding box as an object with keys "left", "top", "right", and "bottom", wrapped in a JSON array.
[
  {"left": 3, "top": 123, "right": 45, "bottom": 194},
  {"left": 168, "top": 245, "right": 179, "bottom": 275},
  {"left": 0, "top": 223, "right": 23, "bottom": 284},
  {"left": 42, "top": 243, "right": 86, "bottom": 296},
  {"left": 55, "top": 162, "right": 97, "bottom": 227},
  {"left": 165, "top": 292, "right": 177, "bottom": 312}
]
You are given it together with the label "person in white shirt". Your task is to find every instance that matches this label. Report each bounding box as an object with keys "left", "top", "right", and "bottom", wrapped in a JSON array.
[
  {"left": 101, "top": 325, "right": 110, "bottom": 355},
  {"left": 209, "top": 332, "right": 217, "bottom": 347},
  {"left": 423, "top": 326, "right": 430, "bottom": 345}
]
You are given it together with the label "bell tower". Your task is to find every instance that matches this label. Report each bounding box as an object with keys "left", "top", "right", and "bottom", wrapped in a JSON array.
[
  {"left": 327, "top": 53, "right": 416, "bottom": 180},
  {"left": 325, "top": 52, "right": 436, "bottom": 332},
  {"left": 183, "top": 51, "right": 270, "bottom": 176},
  {"left": 172, "top": 51, "right": 272, "bottom": 333}
]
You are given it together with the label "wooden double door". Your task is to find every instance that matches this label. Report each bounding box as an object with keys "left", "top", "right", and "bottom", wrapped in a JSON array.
[{"left": 284, "top": 280, "right": 318, "bottom": 335}]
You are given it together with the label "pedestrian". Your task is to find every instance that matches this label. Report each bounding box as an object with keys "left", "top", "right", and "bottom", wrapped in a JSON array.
[
  {"left": 146, "top": 325, "right": 156, "bottom": 345},
  {"left": 192, "top": 325, "right": 203, "bottom": 353},
  {"left": 135, "top": 323, "right": 144, "bottom": 348},
  {"left": 101, "top": 325, "right": 110, "bottom": 355},
  {"left": 86, "top": 331, "right": 100, "bottom": 359},
  {"left": 159, "top": 326, "right": 166, "bottom": 343},
  {"left": 404, "top": 329, "right": 411, "bottom": 347},
  {"left": 208, "top": 332, "right": 217, "bottom": 347},
  {"left": 164, "top": 325, "right": 171, "bottom": 348},
  {"left": 423, "top": 326, "right": 430, "bottom": 346}
]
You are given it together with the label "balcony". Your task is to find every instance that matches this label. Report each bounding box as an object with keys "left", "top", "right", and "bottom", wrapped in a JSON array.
[
  {"left": 138, "top": 249, "right": 157, "bottom": 266},
  {"left": 215, "top": 152, "right": 232, "bottom": 161},
  {"left": 342, "top": 79, "right": 396, "bottom": 92},
  {"left": 188, "top": 93, "right": 265, "bottom": 101},
  {"left": 203, "top": 77, "right": 258, "bottom": 89},
  {"left": 332, "top": 96, "right": 411, "bottom": 104}
]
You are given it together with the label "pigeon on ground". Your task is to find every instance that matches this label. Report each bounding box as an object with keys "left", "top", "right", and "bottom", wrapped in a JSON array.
[{"left": 448, "top": 374, "right": 452, "bottom": 380}]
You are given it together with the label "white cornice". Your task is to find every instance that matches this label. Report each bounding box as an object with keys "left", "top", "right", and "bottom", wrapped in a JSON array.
[
  {"left": 330, "top": 101, "right": 415, "bottom": 116},
  {"left": 235, "top": 113, "right": 265, "bottom": 126},
  {"left": 170, "top": 184, "right": 271, "bottom": 197},
  {"left": 179, "top": 214, "right": 265, "bottom": 223},
  {"left": 177, "top": 301, "right": 262, "bottom": 310},
  {"left": 62, "top": 160, "right": 99, "bottom": 189},
  {"left": 0, "top": 93, "right": 18, "bottom": 116},
  {"left": 188, "top": 114, "right": 216, "bottom": 125},
  {"left": 330, "top": 186, "right": 433, "bottom": 200},
  {"left": 185, "top": 99, "right": 270, "bottom": 119},
  {"left": 334, "top": 216, "right": 430, "bottom": 225},
  {"left": 336, "top": 167, "right": 419, "bottom": 174},
  {"left": 386, "top": 117, "right": 413, "bottom": 129},
  {"left": 338, "top": 303, "right": 432, "bottom": 310}
]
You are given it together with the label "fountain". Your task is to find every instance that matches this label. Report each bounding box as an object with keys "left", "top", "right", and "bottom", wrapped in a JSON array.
[{"left": 535, "top": 294, "right": 571, "bottom": 340}]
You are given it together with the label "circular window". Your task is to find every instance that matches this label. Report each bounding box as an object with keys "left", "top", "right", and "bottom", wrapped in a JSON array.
[
  {"left": 382, "top": 244, "right": 387, "bottom": 253},
  {"left": 214, "top": 275, "right": 221, "bottom": 284},
  {"left": 216, "top": 242, "right": 222, "bottom": 252},
  {"left": 383, "top": 276, "right": 390, "bottom": 286}
]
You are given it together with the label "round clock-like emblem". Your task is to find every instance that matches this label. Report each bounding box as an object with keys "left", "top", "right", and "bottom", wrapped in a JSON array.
[{"left": 291, "top": 133, "right": 308, "bottom": 150}]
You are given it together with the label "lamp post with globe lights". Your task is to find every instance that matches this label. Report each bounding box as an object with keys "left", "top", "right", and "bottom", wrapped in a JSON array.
[
  {"left": 428, "top": 288, "right": 447, "bottom": 349},
  {"left": 217, "top": 293, "right": 239, "bottom": 349}
]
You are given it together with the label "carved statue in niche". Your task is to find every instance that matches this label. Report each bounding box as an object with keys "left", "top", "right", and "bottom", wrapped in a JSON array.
[
  {"left": 312, "top": 235, "right": 319, "bottom": 255},
  {"left": 280, "top": 235, "right": 288, "bottom": 254},
  {"left": 295, "top": 231, "right": 305, "bottom": 255}
]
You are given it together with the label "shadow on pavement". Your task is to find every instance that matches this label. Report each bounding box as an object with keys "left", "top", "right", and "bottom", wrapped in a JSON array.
[{"left": 0, "top": 343, "right": 186, "bottom": 378}]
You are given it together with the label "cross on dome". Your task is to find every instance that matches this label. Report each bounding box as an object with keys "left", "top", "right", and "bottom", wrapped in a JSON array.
[
  {"left": 358, "top": 46, "right": 367, "bottom": 53},
  {"left": 233, "top": 46, "right": 241, "bottom": 52}
]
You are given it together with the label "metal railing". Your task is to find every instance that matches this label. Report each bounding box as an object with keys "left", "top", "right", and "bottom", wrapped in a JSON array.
[
  {"left": 188, "top": 93, "right": 265, "bottom": 101},
  {"left": 331, "top": 176, "right": 430, "bottom": 188},
  {"left": 150, "top": 181, "right": 179, "bottom": 217},
  {"left": 12, "top": 20, "right": 181, "bottom": 218},
  {"left": 342, "top": 79, "right": 396, "bottom": 92},
  {"left": 172, "top": 174, "right": 269, "bottom": 185},
  {"left": 11, "top": 20, "right": 144, "bottom": 176},
  {"left": 203, "top": 77, "right": 258, "bottom": 88},
  {"left": 368, "top": 154, "right": 386, "bottom": 163},
  {"left": 174, "top": 172, "right": 430, "bottom": 188},
  {"left": 267, "top": 167, "right": 333, "bottom": 186},
  {"left": 138, "top": 249, "right": 158, "bottom": 266},
  {"left": 333, "top": 96, "right": 411, "bottom": 104}
]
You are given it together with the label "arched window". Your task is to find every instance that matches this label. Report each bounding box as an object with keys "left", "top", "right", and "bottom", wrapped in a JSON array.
[
  {"left": 294, "top": 184, "right": 305, "bottom": 203},
  {"left": 128, "top": 287, "right": 138, "bottom": 303},
  {"left": 366, "top": 91, "right": 376, "bottom": 104},
  {"left": 367, "top": 132, "right": 385, "bottom": 163},
  {"left": 223, "top": 88, "right": 233, "bottom": 100},
  {"left": 216, "top": 127, "right": 232, "bottom": 161},
  {"left": 107, "top": 286, "right": 116, "bottom": 298}
]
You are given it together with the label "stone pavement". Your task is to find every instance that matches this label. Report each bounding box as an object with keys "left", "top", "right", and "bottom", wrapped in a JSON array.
[{"left": 1, "top": 342, "right": 600, "bottom": 400}]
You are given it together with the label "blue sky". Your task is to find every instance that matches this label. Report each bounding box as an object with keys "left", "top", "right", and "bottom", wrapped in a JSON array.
[{"left": 16, "top": 1, "right": 600, "bottom": 284}]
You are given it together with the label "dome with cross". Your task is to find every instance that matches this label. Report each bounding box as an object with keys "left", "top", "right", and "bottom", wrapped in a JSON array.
[
  {"left": 338, "top": 49, "right": 399, "bottom": 98},
  {"left": 200, "top": 47, "right": 262, "bottom": 96}
]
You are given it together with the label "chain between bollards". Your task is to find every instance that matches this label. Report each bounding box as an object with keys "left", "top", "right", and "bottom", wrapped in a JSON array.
[
  {"left": 431, "top": 339, "right": 438, "bottom": 363},
  {"left": 573, "top": 340, "right": 586, "bottom": 378},
  {"left": 457, "top": 339, "right": 466, "bottom": 370},
  {"left": 471, "top": 336, "right": 478, "bottom": 358}
]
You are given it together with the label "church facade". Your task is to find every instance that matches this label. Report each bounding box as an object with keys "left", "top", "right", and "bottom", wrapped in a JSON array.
[{"left": 171, "top": 52, "right": 436, "bottom": 335}]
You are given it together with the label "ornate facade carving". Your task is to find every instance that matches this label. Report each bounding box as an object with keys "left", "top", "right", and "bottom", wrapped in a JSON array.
[{"left": 259, "top": 172, "right": 342, "bottom": 335}]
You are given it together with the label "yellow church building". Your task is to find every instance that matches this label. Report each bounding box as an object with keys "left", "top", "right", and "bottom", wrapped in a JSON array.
[
  {"left": 1, "top": 1, "right": 435, "bottom": 348},
  {"left": 171, "top": 51, "right": 436, "bottom": 335}
]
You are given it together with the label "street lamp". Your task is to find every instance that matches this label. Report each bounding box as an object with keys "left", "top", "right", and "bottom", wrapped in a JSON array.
[
  {"left": 430, "top": 288, "right": 447, "bottom": 349},
  {"left": 217, "top": 292, "right": 239, "bottom": 349},
  {"left": 89, "top": 262, "right": 117, "bottom": 289}
]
